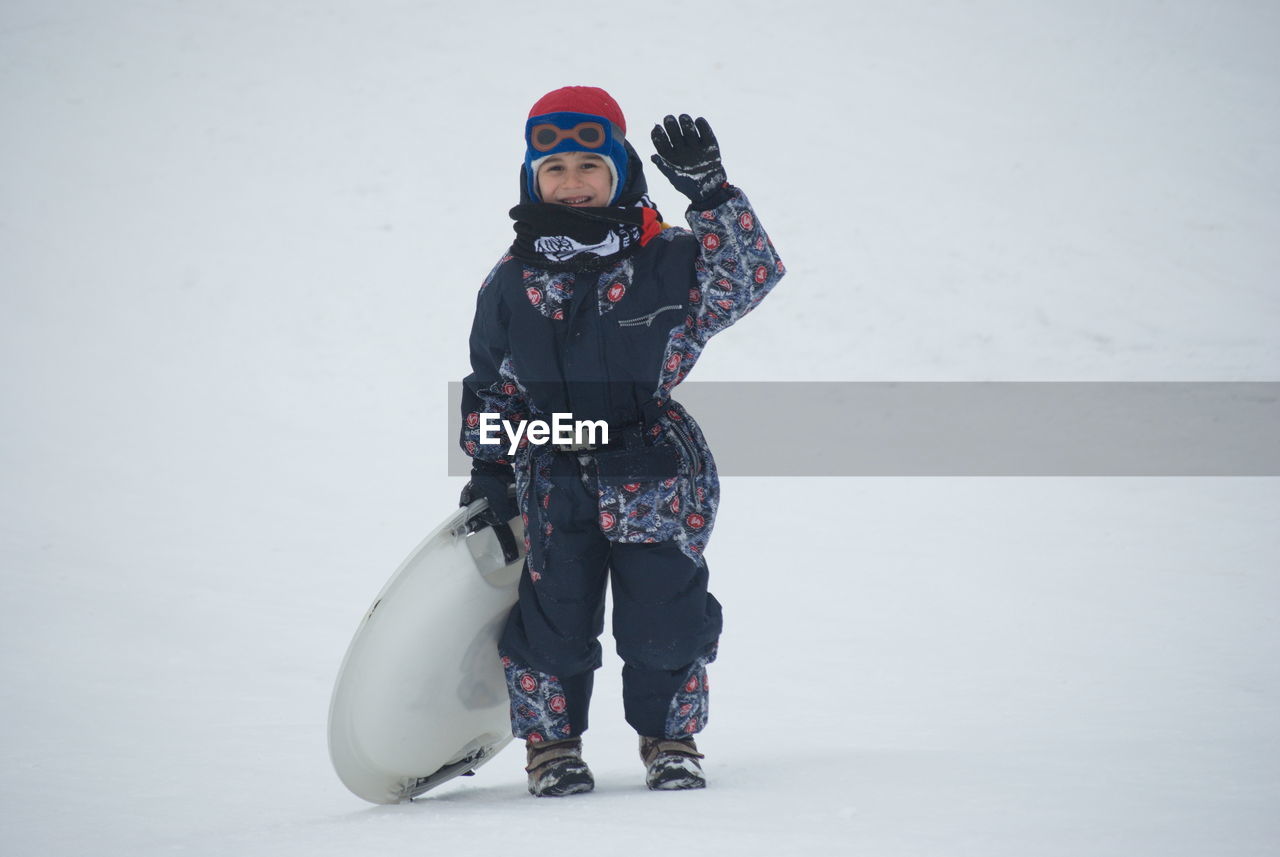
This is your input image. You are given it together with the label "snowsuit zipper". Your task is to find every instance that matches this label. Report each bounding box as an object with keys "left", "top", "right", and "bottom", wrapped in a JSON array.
[
  {"left": 667, "top": 419, "right": 703, "bottom": 511},
  {"left": 617, "top": 305, "right": 683, "bottom": 328}
]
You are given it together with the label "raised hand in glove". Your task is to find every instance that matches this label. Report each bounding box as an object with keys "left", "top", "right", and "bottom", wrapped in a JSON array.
[{"left": 650, "top": 114, "right": 732, "bottom": 209}]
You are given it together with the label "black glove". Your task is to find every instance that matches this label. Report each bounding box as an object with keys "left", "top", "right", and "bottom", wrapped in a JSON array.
[
  {"left": 460, "top": 459, "right": 521, "bottom": 564},
  {"left": 459, "top": 459, "right": 517, "bottom": 523},
  {"left": 650, "top": 114, "right": 731, "bottom": 209}
]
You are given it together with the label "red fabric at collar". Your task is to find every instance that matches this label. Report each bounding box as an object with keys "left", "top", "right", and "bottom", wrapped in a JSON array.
[{"left": 640, "top": 207, "right": 664, "bottom": 246}]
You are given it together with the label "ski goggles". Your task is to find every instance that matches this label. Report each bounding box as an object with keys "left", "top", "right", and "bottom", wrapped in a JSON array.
[{"left": 528, "top": 120, "right": 609, "bottom": 153}]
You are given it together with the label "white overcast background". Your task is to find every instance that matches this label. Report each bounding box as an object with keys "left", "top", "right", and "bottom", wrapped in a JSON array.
[{"left": 2, "top": 1, "right": 1278, "bottom": 855}]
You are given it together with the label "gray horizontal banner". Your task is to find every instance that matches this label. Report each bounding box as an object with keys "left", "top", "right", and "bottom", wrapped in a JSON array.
[{"left": 446, "top": 382, "right": 1280, "bottom": 476}]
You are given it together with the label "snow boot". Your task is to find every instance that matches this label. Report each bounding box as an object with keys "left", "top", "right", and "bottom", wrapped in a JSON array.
[
  {"left": 639, "top": 736, "right": 706, "bottom": 790},
  {"left": 525, "top": 737, "right": 594, "bottom": 797}
]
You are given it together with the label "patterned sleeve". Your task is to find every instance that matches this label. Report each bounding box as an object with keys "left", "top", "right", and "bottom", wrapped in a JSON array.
[
  {"left": 460, "top": 257, "right": 529, "bottom": 465},
  {"left": 685, "top": 186, "right": 785, "bottom": 346},
  {"left": 652, "top": 187, "right": 785, "bottom": 397}
]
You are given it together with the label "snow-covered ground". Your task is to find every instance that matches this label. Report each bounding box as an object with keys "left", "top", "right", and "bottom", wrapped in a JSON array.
[{"left": 2, "top": 1, "right": 1278, "bottom": 854}]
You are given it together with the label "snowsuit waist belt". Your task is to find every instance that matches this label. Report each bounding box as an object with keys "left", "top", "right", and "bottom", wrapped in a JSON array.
[
  {"left": 552, "top": 411, "right": 680, "bottom": 482},
  {"left": 549, "top": 398, "right": 670, "bottom": 454},
  {"left": 552, "top": 431, "right": 626, "bottom": 453}
]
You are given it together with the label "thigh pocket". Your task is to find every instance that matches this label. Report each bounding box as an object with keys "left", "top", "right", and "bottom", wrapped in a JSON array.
[{"left": 593, "top": 442, "right": 687, "bottom": 543}]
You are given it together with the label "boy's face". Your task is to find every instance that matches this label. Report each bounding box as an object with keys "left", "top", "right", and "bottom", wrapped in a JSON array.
[{"left": 536, "top": 151, "right": 613, "bottom": 207}]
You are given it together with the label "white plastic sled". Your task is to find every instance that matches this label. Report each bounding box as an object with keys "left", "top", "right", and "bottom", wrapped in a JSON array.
[{"left": 328, "top": 499, "right": 524, "bottom": 803}]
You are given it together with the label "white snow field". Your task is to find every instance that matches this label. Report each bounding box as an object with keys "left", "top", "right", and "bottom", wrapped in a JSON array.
[{"left": 3, "top": 1, "right": 1278, "bottom": 855}]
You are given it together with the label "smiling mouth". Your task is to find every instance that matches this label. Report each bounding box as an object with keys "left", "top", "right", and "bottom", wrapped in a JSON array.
[{"left": 559, "top": 196, "right": 594, "bottom": 206}]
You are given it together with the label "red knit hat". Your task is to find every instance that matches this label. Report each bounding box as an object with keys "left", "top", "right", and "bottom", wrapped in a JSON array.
[
  {"left": 527, "top": 86, "right": 626, "bottom": 135},
  {"left": 525, "top": 86, "right": 630, "bottom": 204}
]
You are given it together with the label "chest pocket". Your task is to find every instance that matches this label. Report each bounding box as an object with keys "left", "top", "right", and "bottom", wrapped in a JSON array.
[{"left": 617, "top": 304, "right": 684, "bottom": 329}]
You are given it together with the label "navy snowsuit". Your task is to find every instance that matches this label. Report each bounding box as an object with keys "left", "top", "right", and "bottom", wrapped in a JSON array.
[{"left": 461, "top": 185, "right": 784, "bottom": 741}]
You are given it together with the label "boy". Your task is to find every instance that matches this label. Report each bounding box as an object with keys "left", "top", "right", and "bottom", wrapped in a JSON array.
[{"left": 459, "top": 86, "right": 784, "bottom": 795}]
